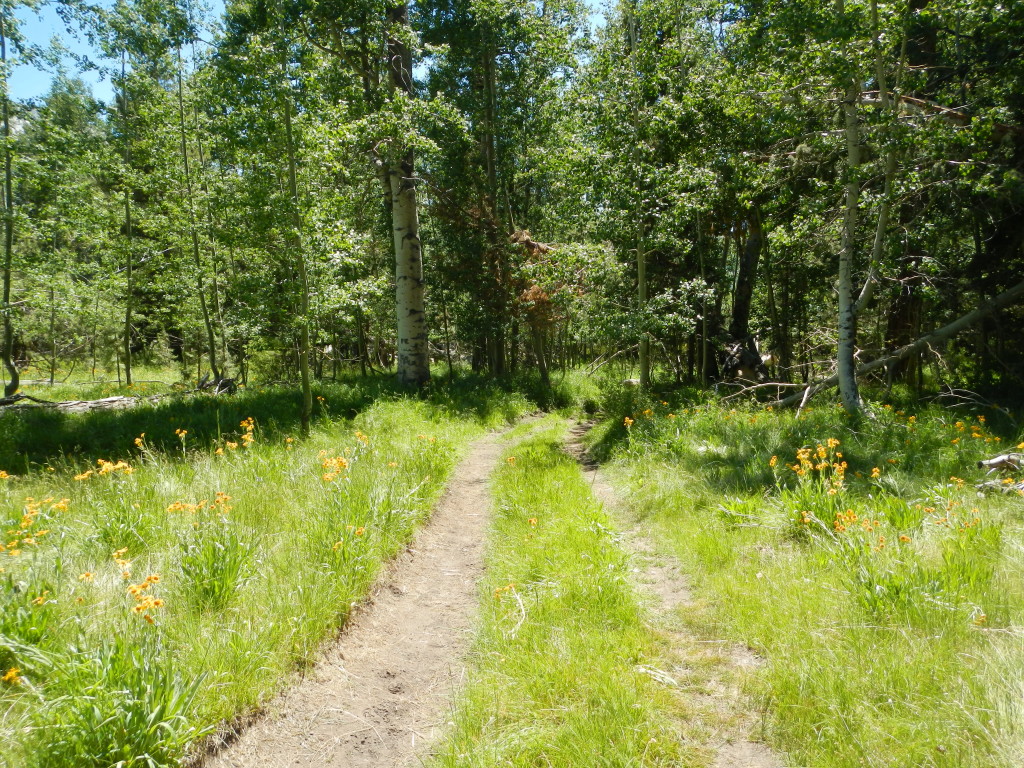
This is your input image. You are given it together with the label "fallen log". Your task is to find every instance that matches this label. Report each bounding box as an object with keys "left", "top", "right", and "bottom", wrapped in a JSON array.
[
  {"left": 974, "top": 451, "right": 1024, "bottom": 494},
  {"left": 977, "top": 453, "right": 1023, "bottom": 474},
  {"left": 0, "top": 394, "right": 161, "bottom": 413},
  {"left": 0, "top": 393, "right": 55, "bottom": 407},
  {"left": 768, "top": 276, "right": 1024, "bottom": 408}
]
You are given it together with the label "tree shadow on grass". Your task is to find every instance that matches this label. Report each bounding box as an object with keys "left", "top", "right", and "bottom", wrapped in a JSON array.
[
  {"left": 0, "top": 372, "right": 550, "bottom": 472},
  {"left": 0, "top": 380, "right": 393, "bottom": 471},
  {"left": 582, "top": 384, "right": 1024, "bottom": 497}
]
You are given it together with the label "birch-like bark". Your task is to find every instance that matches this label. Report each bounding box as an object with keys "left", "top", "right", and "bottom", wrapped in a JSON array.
[
  {"left": 192, "top": 94, "right": 230, "bottom": 373},
  {"left": 626, "top": 9, "right": 650, "bottom": 389},
  {"left": 119, "top": 54, "right": 134, "bottom": 387},
  {"left": 638, "top": 221, "right": 650, "bottom": 388},
  {"left": 855, "top": 0, "right": 900, "bottom": 315},
  {"left": 388, "top": 1, "right": 429, "bottom": 387}
]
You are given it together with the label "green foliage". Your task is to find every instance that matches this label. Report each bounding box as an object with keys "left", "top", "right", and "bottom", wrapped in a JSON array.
[
  {"left": 0, "top": 380, "right": 381, "bottom": 469},
  {"left": 26, "top": 638, "right": 209, "bottom": 768},
  {"left": 0, "top": 573, "right": 59, "bottom": 667},
  {"left": 0, "top": 386, "right": 535, "bottom": 764},
  {"left": 176, "top": 512, "right": 254, "bottom": 612}
]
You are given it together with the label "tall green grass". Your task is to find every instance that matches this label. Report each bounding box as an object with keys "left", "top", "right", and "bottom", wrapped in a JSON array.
[
  {"left": 602, "top": 395, "right": 1024, "bottom": 767},
  {"left": 0, "top": 385, "right": 533, "bottom": 768},
  {"left": 432, "top": 422, "right": 695, "bottom": 767},
  {"left": 0, "top": 367, "right": 546, "bottom": 469}
]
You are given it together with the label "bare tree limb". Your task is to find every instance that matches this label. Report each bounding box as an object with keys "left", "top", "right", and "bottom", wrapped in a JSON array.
[
  {"left": 585, "top": 343, "right": 640, "bottom": 377},
  {"left": 768, "top": 277, "right": 1024, "bottom": 408}
]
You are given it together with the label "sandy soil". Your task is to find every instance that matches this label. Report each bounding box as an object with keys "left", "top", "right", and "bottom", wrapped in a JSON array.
[
  {"left": 203, "top": 429, "right": 510, "bottom": 768},
  {"left": 565, "top": 422, "right": 784, "bottom": 768}
]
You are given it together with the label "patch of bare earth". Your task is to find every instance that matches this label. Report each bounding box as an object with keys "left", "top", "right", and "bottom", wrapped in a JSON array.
[
  {"left": 566, "top": 422, "right": 784, "bottom": 768},
  {"left": 202, "top": 428, "right": 512, "bottom": 768}
]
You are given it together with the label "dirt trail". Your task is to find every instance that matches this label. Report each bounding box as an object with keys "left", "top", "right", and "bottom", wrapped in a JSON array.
[
  {"left": 204, "top": 428, "right": 514, "bottom": 768},
  {"left": 565, "top": 423, "right": 784, "bottom": 768}
]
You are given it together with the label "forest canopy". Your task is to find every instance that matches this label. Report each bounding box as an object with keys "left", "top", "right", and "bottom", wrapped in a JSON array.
[{"left": 1, "top": 0, "right": 1022, "bottom": 408}]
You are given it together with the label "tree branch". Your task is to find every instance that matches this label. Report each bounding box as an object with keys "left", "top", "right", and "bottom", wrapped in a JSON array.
[{"left": 768, "top": 277, "right": 1024, "bottom": 408}]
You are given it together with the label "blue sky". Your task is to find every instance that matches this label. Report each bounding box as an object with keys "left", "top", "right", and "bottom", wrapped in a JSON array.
[
  {"left": 9, "top": 0, "right": 606, "bottom": 104},
  {"left": 9, "top": 3, "right": 112, "bottom": 102},
  {"left": 9, "top": 0, "right": 227, "bottom": 103}
]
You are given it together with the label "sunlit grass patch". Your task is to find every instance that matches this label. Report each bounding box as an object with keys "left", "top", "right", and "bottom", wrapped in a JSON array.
[
  {"left": 432, "top": 422, "right": 696, "bottom": 767},
  {"left": 0, "top": 392, "right": 531, "bottom": 767},
  {"left": 609, "top": 398, "right": 1024, "bottom": 768}
]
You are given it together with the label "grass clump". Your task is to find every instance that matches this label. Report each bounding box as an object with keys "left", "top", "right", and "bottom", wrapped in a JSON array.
[
  {"left": 433, "top": 422, "right": 693, "bottom": 767},
  {"left": 23, "top": 636, "right": 209, "bottom": 768},
  {"left": 605, "top": 396, "right": 1024, "bottom": 768}
]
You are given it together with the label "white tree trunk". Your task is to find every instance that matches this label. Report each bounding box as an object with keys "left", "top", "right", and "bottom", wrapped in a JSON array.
[
  {"left": 388, "top": 2, "right": 429, "bottom": 387},
  {"left": 638, "top": 222, "right": 650, "bottom": 389},
  {"left": 390, "top": 153, "right": 429, "bottom": 386},
  {"left": 768, "top": 275, "right": 1024, "bottom": 409},
  {"left": 0, "top": 16, "right": 17, "bottom": 397}
]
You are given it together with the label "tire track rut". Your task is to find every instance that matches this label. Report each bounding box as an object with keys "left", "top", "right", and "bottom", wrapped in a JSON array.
[{"left": 203, "top": 427, "right": 513, "bottom": 768}]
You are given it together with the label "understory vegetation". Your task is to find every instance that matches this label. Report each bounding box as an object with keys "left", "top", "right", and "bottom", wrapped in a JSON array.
[
  {"left": 597, "top": 388, "right": 1024, "bottom": 767},
  {"left": 2, "top": 368, "right": 1023, "bottom": 766},
  {"left": 0, "top": 373, "right": 534, "bottom": 768}
]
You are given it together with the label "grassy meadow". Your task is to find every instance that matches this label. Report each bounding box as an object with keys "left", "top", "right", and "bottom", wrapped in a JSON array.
[
  {"left": 3, "top": 362, "right": 1022, "bottom": 768},
  {"left": 592, "top": 387, "right": 1024, "bottom": 767},
  {"left": 433, "top": 420, "right": 694, "bottom": 767},
  {"left": 0, "top": 372, "right": 535, "bottom": 768}
]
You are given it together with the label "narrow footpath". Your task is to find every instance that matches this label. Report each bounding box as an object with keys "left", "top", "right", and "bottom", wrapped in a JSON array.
[
  {"left": 565, "top": 422, "right": 784, "bottom": 768},
  {"left": 204, "top": 428, "right": 512, "bottom": 768}
]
